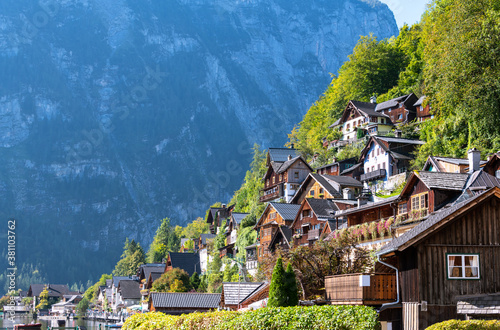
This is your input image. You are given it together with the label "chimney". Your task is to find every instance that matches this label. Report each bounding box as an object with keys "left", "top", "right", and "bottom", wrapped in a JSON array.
[
  {"left": 290, "top": 143, "right": 295, "bottom": 149},
  {"left": 468, "top": 148, "right": 481, "bottom": 173},
  {"left": 343, "top": 188, "right": 353, "bottom": 200},
  {"left": 288, "top": 155, "right": 293, "bottom": 161},
  {"left": 370, "top": 95, "right": 377, "bottom": 104},
  {"left": 394, "top": 129, "right": 402, "bottom": 138}
]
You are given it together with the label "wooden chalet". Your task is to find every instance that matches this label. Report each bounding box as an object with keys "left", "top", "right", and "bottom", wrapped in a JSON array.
[
  {"left": 375, "top": 93, "right": 419, "bottom": 125},
  {"left": 395, "top": 171, "right": 470, "bottom": 234},
  {"left": 254, "top": 202, "right": 300, "bottom": 262},
  {"left": 290, "top": 198, "right": 337, "bottom": 246},
  {"left": 149, "top": 292, "right": 221, "bottom": 314},
  {"left": 137, "top": 263, "right": 165, "bottom": 309},
  {"left": 422, "top": 156, "right": 487, "bottom": 174},
  {"left": 484, "top": 151, "right": 500, "bottom": 177},
  {"left": 165, "top": 252, "right": 200, "bottom": 276},
  {"left": 206, "top": 204, "right": 234, "bottom": 234},
  {"left": 377, "top": 187, "right": 500, "bottom": 329},
  {"left": 291, "top": 172, "right": 363, "bottom": 205},
  {"left": 117, "top": 279, "right": 141, "bottom": 309},
  {"left": 315, "top": 157, "right": 358, "bottom": 176},
  {"left": 321, "top": 218, "right": 347, "bottom": 237},
  {"left": 220, "top": 282, "right": 269, "bottom": 310},
  {"left": 28, "top": 284, "right": 70, "bottom": 310},
  {"left": 339, "top": 162, "right": 364, "bottom": 181},
  {"left": 359, "top": 136, "right": 424, "bottom": 190},
  {"left": 261, "top": 148, "right": 312, "bottom": 203},
  {"left": 197, "top": 233, "right": 216, "bottom": 250},
  {"left": 329, "top": 100, "right": 393, "bottom": 144},
  {"left": 414, "top": 96, "right": 432, "bottom": 122}
]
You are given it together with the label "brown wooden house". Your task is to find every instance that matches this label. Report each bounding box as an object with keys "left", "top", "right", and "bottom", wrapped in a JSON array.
[
  {"left": 377, "top": 187, "right": 500, "bottom": 329},
  {"left": 290, "top": 198, "right": 337, "bottom": 246},
  {"left": 291, "top": 173, "right": 363, "bottom": 205},
  {"left": 315, "top": 157, "right": 358, "bottom": 176},
  {"left": 414, "top": 96, "right": 432, "bottom": 122},
  {"left": 268, "top": 225, "right": 293, "bottom": 253},
  {"left": 340, "top": 163, "right": 364, "bottom": 181},
  {"left": 165, "top": 252, "right": 200, "bottom": 276},
  {"left": 261, "top": 148, "right": 312, "bottom": 203},
  {"left": 484, "top": 151, "right": 500, "bottom": 178},
  {"left": 375, "top": 93, "right": 419, "bottom": 125},
  {"left": 255, "top": 202, "right": 300, "bottom": 262}
]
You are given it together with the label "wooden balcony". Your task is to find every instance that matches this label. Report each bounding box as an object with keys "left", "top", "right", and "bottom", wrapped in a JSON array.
[
  {"left": 325, "top": 273, "right": 397, "bottom": 305},
  {"left": 260, "top": 189, "right": 282, "bottom": 202},
  {"left": 307, "top": 228, "right": 321, "bottom": 241},
  {"left": 361, "top": 169, "right": 386, "bottom": 182}
]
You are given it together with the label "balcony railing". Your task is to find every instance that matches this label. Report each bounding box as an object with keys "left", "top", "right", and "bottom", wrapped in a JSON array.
[
  {"left": 260, "top": 189, "right": 282, "bottom": 202},
  {"left": 307, "top": 228, "right": 321, "bottom": 241},
  {"left": 361, "top": 169, "right": 387, "bottom": 182},
  {"left": 325, "top": 273, "right": 397, "bottom": 305}
]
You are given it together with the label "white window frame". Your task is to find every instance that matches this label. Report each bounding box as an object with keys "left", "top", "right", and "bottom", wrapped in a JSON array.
[{"left": 447, "top": 254, "right": 480, "bottom": 280}]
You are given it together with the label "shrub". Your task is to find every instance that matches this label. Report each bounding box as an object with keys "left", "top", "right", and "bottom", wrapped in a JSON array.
[
  {"left": 426, "top": 319, "right": 500, "bottom": 330},
  {"left": 122, "top": 305, "right": 380, "bottom": 330}
]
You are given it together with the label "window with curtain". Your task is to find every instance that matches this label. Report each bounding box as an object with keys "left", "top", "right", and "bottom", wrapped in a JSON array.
[{"left": 447, "top": 254, "right": 480, "bottom": 279}]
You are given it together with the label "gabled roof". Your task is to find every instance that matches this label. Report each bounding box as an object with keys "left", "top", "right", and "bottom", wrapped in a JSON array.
[
  {"left": 321, "top": 174, "right": 364, "bottom": 187},
  {"left": 306, "top": 198, "right": 338, "bottom": 219},
  {"left": 330, "top": 100, "right": 390, "bottom": 129},
  {"left": 423, "top": 156, "right": 487, "bottom": 172},
  {"left": 267, "top": 148, "right": 300, "bottom": 164},
  {"left": 269, "top": 225, "right": 293, "bottom": 251},
  {"left": 106, "top": 279, "right": 112, "bottom": 288},
  {"left": 148, "top": 272, "right": 163, "bottom": 285},
  {"left": 265, "top": 156, "right": 313, "bottom": 180},
  {"left": 199, "top": 233, "right": 217, "bottom": 245},
  {"left": 413, "top": 95, "right": 426, "bottom": 107},
  {"left": 231, "top": 213, "right": 249, "bottom": 225},
  {"left": 168, "top": 252, "right": 200, "bottom": 276},
  {"left": 221, "top": 282, "right": 267, "bottom": 306},
  {"left": 28, "top": 284, "right": 70, "bottom": 297},
  {"left": 118, "top": 280, "right": 141, "bottom": 300},
  {"left": 113, "top": 276, "right": 133, "bottom": 288},
  {"left": 314, "top": 157, "right": 357, "bottom": 171},
  {"left": 150, "top": 292, "right": 221, "bottom": 309},
  {"left": 374, "top": 136, "right": 425, "bottom": 145},
  {"left": 415, "top": 171, "right": 469, "bottom": 191},
  {"left": 378, "top": 188, "right": 500, "bottom": 256},
  {"left": 206, "top": 207, "right": 222, "bottom": 224},
  {"left": 463, "top": 170, "right": 500, "bottom": 195},
  {"left": 335, "top": 195, "right": 400, "bottom": 217},
  {"left": 290, "top": 173, "right": 362, "bottom": 204},
  {"left": 340, "top": 162, "right": 362, "bottom": 175},
  {"left": 375, "top": 93, "right": 417, "bottom": 112},
  {"left": 270, "top": 202, "right": 301, "bottom": 222},
  {"left": 138, "top": 264, "right": 166, "bottom": 281}
]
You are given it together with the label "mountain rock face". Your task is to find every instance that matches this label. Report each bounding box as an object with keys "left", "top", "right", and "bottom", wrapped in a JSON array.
[{"left": 0, "top": 0, "right": 397, "bottom": 285}]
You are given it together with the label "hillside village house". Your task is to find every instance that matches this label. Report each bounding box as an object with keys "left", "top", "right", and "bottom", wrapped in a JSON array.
[
  {"left": 197, "top": 233, "right": 216, "bottom": 273},
  {"left": 291, "top": 173, "right": 363, "bottom": 205},
  {"left": 329, "top": 100, "right": 393, "bottom": 144},
  {"left": 290, "top": 198, "right": 337, "bottom": 246},
  {"left": 27, "top": 284, "right": 70, "bottom": 310},
  {"left": 315, "top": 157, "right": 358, "bottom": 176},
  {"left": 413, "top": 96, "right": 433, "bottom": 122},
  {"left": 220, "top": 282, "right": 269, "bottom": 310},
  {"left": 137, "top": 263, "right": 165, "bottom": 311},
  {"left": 165, "top": 252, "right": 200, "bottom": 276},
  {"left": 116, "top": 279, "right": 141, "bottom": 310},
  {"left": 423, "top": 155, "right": 487, "bottom": 173},
  {"left": 149, "top": 292, "right": 221, "bottom": 314},
  {"left": 206, "top": 204, "right": 234, "bottom": 234},
  {"left": 260, "top": 148, "right": 312, "bottom": 203},
  {"left": 359, "top": 136, "right": 424, "bottom": 191},
  {"left": 374, "top": 93, "right": 419, "bottom": 125},
  {"left": 219, "top": 212, "right": 248, "bottom": 258},
  {"left": 253, "top": 202, "right": 301, "bottom": 263},
  {"left": 268, "top": 225, "right": 293, "bottom": 253},
  {"left": 377, "top": 187, "right": 500, "bottom": 329}
]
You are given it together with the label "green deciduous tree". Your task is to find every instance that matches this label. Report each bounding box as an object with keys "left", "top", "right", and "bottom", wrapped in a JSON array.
[
  {"left": 151, "top": 268, "right": 191, "bottom": 293},
  {"left": 147, "top": 218, "right": 180, "bottom": 263},
  {"left": 35, "top": 286, "right": 50, "bottom": 310}
]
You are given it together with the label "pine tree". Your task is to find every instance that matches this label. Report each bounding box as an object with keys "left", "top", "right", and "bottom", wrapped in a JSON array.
[
  {"left": 190, "top": 272, "right": 201, "bottom": 290},
  {"left": 284, "top": 263, "right": 299, "bottom": 306},
  {"left": 267, "top": 257, "right": 287, "bottom": 307}
]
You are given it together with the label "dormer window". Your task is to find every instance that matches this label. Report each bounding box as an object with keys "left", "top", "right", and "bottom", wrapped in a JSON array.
[{"left": 309, "top": 190, "right": 315, "bottom": 196}]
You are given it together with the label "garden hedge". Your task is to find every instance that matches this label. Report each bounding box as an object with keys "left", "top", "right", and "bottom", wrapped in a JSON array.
[
  {"left": 122, "top": 305, "right": 380, "bottom": 330},
  {"left": 426, "top": 319, "right": 500, "bottom": 330}
]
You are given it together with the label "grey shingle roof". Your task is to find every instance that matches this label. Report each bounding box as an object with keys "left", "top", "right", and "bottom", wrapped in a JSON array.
[
  {"left": 268, "top": 148, "right": 300, "bottom": 163},
  {"left": 322, "top": 174, "right": 363, "bottom": 188},
  {"left": 270, "top": 203, "right": 301, "bottom": 221},
  {"left": 113, "top": 276, "right": 133, "bottom": 288},
  {"left": 336, "top": 195, "right": 400, "bottom": 217},
  {"left": 118, "top": 280, "right": 141, "bottom": 300},
  {"left": 340, "top": 162, "right": 362, "bottom": 175},
  {"left": 328, "top": 118, "right": 342, "bottom": 128},
  {"left": 466, "top": 170, "right": 500, "bottom": 191},
  {"left": 375, "top": 94, "right": 413, "bottom": 111},
  {"left": 375, "top": 136, "right": 425, "bottom": 145},
  {"left": 169, "top": 252, "right": 201, "bottom": 276},
  {"left": 139, "top": 264, "right": 166, "bottom": 281},
  {"left": 377, "top": 190, "right": 490, "bottom": 256},
  {"left": 221, "top": 282, "right": 266, "bottom": 305},
  {"left": 351, "top": 100, "right": 382, "bottom": 117},
  {"left": 306, "top": 198, "right": 338, "bottom": 219},
  {"left": 457, "top": 294, "right": 500, "bottom": 315},
  {"left": 150, "top": 292, "right": 221, "bottom": 309},
  {"left": 28, "top": 284, "right": 70, "bottom": 297},
  {"left": 149, "top": 272, "right": 162, "bottom": 284},
  {"left": 232, "top": 213, "right": 249, "bottom": 225},
  {"left": 199, "top": 233, "right": 216, "bottom": 245},
  {"left": 106, "top": 279, "right": 112, "bottom": 288},
  {"left": 417, "top": 171, "right": 470, "bottom": 190},
  {"left": 413, "top": 95, "right": 426, "bottom": 107}
]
